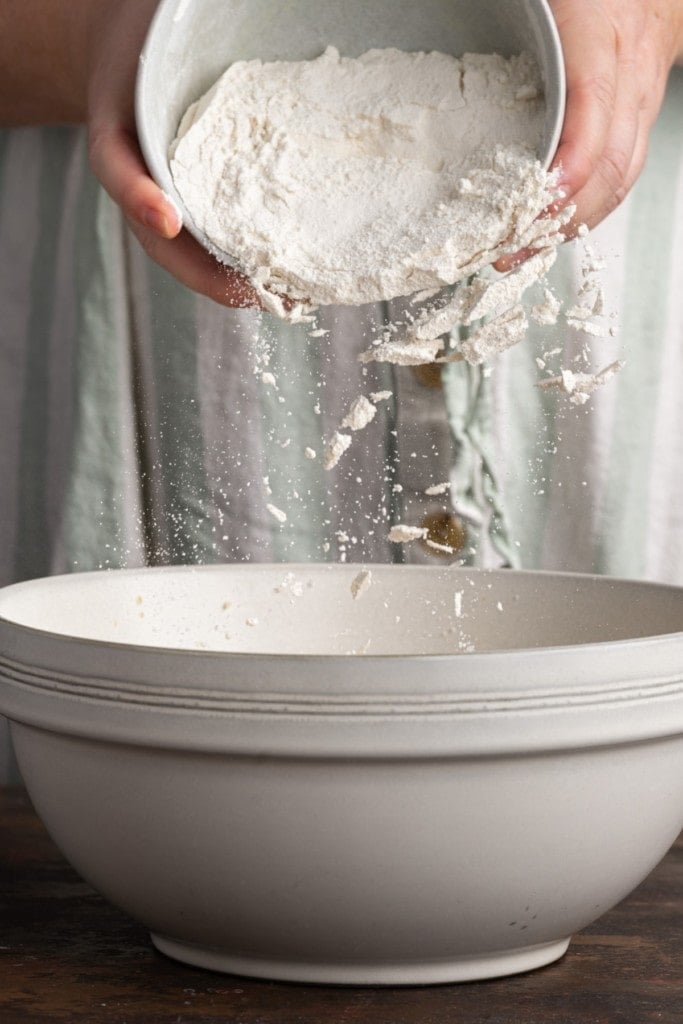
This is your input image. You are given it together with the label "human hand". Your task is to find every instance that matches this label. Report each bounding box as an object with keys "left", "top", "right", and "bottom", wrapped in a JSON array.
[
  {"left": 549, "top": 0, "right": 683, "bottom": 231},
  {"left": 85, "top": 0, "right": 259, "bottom": 307}
]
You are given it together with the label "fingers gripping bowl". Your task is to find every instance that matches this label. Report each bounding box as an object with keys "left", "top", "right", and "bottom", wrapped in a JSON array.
[{"left": 0, "top": 565, "right": 682, "bottom": 985}]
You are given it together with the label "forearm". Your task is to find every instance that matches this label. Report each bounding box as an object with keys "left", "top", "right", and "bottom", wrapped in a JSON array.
[{"left": 0, "top": 0, "right": 95, "bottom": 124}]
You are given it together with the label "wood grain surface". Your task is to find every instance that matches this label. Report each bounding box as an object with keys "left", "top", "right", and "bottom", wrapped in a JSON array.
[{"left": 0, "top": 787, "right": 681, "bottom": 1024}]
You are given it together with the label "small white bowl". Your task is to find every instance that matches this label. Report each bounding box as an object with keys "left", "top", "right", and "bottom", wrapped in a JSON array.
[
  {"left": 0, "top": 565, "right": 682, "bottom": 985},
  {"left": 136, "top": 0, "right": 566, "bottom": 265}
]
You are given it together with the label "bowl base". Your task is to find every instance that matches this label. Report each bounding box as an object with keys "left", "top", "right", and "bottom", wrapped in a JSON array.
[{"left": 151, "top": 934, "right": 571, "bottom": 986}]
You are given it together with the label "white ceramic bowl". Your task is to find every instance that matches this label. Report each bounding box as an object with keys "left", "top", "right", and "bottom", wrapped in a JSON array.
[
  {"left": 136, "top": 0, "right": 566, "bottom": 265},
  {"left": 1, "top": 565, "right": 682, "bottom": 985}
]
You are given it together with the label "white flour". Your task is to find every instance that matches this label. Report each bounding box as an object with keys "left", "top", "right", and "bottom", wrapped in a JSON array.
[
  {"left": 350, "top": 569, "right": 373, "bottom": 600},
  {"left": 342, "top": 395, "right": 378, "bottom": 432},
  {"left": 323, "top": 432, "right": 353, "bottom": 470},
  {"left": 388, "top": 525, "right": 429, "bottom": 545},
  {"left": 170, "top": 46, "right": 551, "bottom": 316},
  {"left": 266, "top": 503, "right": 287, "bottom": 524},
  {"left": 537, "top": 361, "right": 624, "bottom": 405}
]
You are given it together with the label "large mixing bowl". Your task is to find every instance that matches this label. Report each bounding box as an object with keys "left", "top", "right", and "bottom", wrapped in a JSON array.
[
  {"left": 136, "top": 0, "right": 566, "bottom": 265},
  {"left": 0, "top": 565, "right": 682, "bottom": 985}
]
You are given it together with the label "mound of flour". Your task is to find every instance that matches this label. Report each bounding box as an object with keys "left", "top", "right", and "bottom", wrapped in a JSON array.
[{"left": 170, "top": 46, "right": 556, "bottom": 317}]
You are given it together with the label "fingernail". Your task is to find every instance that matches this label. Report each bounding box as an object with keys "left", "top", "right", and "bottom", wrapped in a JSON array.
[
  {"left": 143, "top": 208, "right": 171, "bottom": 237},
  {"left": 161, "top": 191, "right": 183, "bottom": 233}
]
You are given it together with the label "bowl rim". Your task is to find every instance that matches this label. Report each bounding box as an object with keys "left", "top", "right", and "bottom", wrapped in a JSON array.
[
  {"left": 0, "top": 563, "right": 682, "bottom": 663},
  {"left": 2, "top": 566, "right": 683, "bottom": 756}
]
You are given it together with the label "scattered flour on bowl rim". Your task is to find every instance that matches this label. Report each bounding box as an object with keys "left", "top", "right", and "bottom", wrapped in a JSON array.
[{"left": 350, "top": 569, "right": 373, "bottom": 600}]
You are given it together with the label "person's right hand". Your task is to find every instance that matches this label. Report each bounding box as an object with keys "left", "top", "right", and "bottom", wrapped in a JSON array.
[
  {"left": 85, "top": 0, "right": 260, "bottom": 309},
  {"left": 549, "top": 0, "right": 683, "bottom": 232},
  {"left": 495, "top": 0, "right": 683, "bottom": 272}
]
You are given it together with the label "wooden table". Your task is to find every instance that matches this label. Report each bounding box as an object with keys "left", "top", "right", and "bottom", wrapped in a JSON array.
[{"left": 1, "top": 787, "right": 681, "bottom": 1023}]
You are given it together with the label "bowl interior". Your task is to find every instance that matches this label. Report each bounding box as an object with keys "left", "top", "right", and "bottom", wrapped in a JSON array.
[
  {"left": 0, "top": 566, "right": 681, "bottom": 657},
  {"left": 136, "top": 0, "right": 565, "bottom": 263}
]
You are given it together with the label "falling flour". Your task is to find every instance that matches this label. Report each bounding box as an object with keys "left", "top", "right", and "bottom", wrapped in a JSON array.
[
  {"left": 170, "top": 44, "right": 621, "bottom": 560},
  {"left": 342, "top": 396, "right": 378, "bottom": 432},
  {"left": 537, "top": 361, "right": 624, "bottom": 405},
  {"left": 388, "top": 525, "right": 429, "bottom": 545},
  {"left": 266, "top": 503, "right": 288, "bottom": 524},
  {"left": 324, "top": 432, "right": 353, "bottom": 471}
]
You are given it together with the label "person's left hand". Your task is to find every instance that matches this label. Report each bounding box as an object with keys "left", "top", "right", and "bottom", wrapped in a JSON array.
[{"left": 85, "top": 0, "right": 260, "bottom": 308}]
